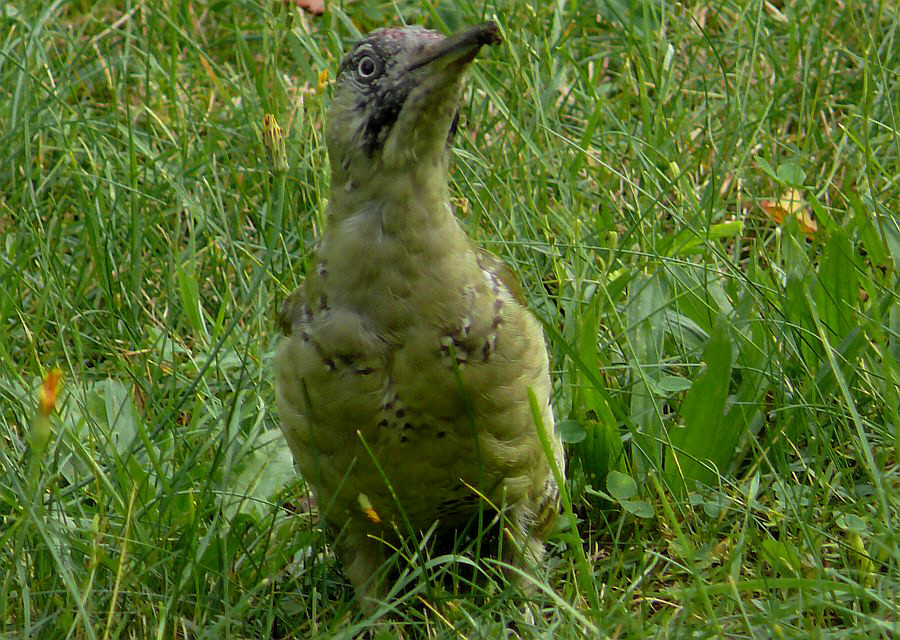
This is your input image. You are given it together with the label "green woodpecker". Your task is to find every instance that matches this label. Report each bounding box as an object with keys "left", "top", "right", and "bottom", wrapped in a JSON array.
[{"left": 275, "top": 22, "right": 564, "bottom": 602}]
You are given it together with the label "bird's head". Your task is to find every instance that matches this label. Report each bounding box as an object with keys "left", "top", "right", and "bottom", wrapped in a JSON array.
[{"left": 326, "top": 22, "right": 501, "bottom": 188}]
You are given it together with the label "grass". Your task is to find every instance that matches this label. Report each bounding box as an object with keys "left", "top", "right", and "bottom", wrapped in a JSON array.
[{"left": 1, "top": 0, "right": 897, "bottom": 637}]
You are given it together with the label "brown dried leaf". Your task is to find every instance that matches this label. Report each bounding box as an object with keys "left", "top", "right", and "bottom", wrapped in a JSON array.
[
  {"left": 286, "top": 0, "right": 324, "bottom": 15},
  {"left": 759, "top": 188, "right": 817, "bottom": 235}
]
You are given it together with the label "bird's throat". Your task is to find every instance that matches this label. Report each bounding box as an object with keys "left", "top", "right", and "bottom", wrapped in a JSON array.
[{"left": 319, "top": 164, "right": 473, "bottom": 331}]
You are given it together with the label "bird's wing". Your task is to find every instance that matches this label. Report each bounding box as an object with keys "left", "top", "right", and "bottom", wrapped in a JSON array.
[
  {"left": 277, "top": 287, "right": 307, "bottom": 336},
  {"left": 475, "top": 248, "right": 528, "bottom": 307}
]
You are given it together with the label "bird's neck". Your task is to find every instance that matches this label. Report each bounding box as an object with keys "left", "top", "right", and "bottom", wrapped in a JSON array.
[
  {"left": 330, "top": 159, "right": 468, "bottom": 246},
  {"left": 316, "top": 162, "right": 475, "bottom": 329},
  {"left": 333, "top": 161, "right": 451, "bottom": 228}
]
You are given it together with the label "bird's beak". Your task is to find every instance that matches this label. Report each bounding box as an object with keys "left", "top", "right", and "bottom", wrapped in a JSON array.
[
  {"left": 407, "top": 22, "right": 502, "bottom": 75},
  {"left": 382, "top": 22, "right": 502, "bottom": 167}
]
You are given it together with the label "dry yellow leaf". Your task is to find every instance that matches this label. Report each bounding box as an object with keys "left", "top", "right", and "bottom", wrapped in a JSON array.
[{"left": 760, "top": 188, "right": 817, "bottom": 235}]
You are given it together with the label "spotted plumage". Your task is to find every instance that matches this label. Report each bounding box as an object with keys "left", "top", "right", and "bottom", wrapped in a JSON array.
[{"left": 274, "top": 22, "right": 564, "bottom": 604}]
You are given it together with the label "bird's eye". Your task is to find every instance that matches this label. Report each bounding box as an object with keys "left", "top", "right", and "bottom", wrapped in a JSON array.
[{"left": 356, "top": 55, "right": 378, "bottom": 80}]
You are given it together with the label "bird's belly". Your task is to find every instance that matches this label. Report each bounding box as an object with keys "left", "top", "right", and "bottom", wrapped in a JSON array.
[{"left": 275, "top": 310, "right": 547, "bottom": 534}]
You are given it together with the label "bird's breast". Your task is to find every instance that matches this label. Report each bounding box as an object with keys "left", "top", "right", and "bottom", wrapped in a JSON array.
[{"left": 276, "top": 191, "right": 556, "bottom": 531}]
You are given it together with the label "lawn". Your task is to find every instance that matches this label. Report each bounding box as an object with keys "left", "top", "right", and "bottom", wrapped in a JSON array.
[{"left": 1, "top": 0, "right": 897, "bottom": 637}]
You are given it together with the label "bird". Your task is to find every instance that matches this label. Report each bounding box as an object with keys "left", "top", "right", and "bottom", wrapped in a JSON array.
[{"left": 274, "top": 21, "right": 564, "bottom": 604}]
